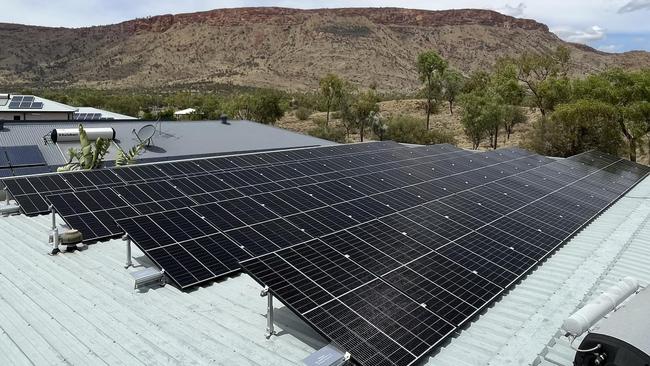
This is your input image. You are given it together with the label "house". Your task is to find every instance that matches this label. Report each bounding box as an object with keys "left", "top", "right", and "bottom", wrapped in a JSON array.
[
  {"left": 0, "top": 94, "right": 138, "bottom": 121},
  {"left": 0, "top": 94, "right": 77, "bottom": 121}
]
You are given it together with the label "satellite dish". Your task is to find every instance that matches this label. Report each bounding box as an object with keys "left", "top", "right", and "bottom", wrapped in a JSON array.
[{"left": 133, "top": 124, "right": 156, "bottom": 146}]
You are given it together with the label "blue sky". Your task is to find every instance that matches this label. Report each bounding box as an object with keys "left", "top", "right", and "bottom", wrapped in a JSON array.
[{"left": 2, "top": 0, "right": 649, "bottom": 52}]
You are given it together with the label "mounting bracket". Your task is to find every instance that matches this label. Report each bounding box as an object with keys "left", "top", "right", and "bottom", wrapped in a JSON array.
[
  {"left": 124, "top": 234, "right": 132, "bottom": 269},
  {"left": 49, "top": 205, "right": 59, "bottom": 255},
  {"left": 260, "top": 286, "right": 275, "bottom": 339}
]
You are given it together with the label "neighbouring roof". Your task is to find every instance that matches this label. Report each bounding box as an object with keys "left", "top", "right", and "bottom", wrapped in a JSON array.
[
  {"left": 75, "top": 107, "right": 138, "bottom": 120},
  {"left": 0, "top": 157, "right": 648, "bottom": 366},
  {"left": 0, "top": 94, "right": 77, "bottom": 113},
  {"left": 0, "top": 120, "right": 335, "bottom": 168}
]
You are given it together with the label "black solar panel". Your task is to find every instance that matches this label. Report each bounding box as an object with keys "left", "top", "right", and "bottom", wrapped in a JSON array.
[{"left": 3, "top": 145, "right": 46, "bottom": 167}]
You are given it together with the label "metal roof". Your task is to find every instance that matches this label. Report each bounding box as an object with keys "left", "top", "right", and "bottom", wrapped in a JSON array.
[
  {"left": 0, "top": 95, "right": 77, "bottom": 113},
  {"left": 0, "top": 120, "right": 335, "bottom": 168},
  {"left": 75, "top": 107, "right": 138, "bottom": 120},
  {"left": 0, "top": 163, "right": 648, "bottom": 365}
]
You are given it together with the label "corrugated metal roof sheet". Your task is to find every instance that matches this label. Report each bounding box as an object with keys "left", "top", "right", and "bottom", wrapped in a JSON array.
[
  {"left": 0, "top": 163, "right": 648, "bottom": 366},
  {"left": 75, "top": 107, "right": 137, "bottom": 120},
  {"left": 0, "top": 95, "right": 77, "bottom": 112},
  {"left": 0, "top": 120, "right": 334, "bottom": 167}
]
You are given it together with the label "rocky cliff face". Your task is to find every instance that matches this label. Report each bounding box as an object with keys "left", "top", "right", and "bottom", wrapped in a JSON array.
[{"left": 0, "top": 7, "right": 647, "bottom": 91}]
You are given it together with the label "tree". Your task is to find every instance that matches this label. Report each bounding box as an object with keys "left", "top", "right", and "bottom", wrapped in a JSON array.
[
  {"left": 526, "top": 100, "right": 622, "bottom": 157},
  {"left": 319, "top": 73, "right": 344, "bottom": 126},
  {"left": 502, "top": 105, "right": 527, "bottom": 142},
  {"left": 226, "top": 89, "right": 285, "bottom": 125},
  {"left": 417, "top": 50, "right": 448, "bottom": 129},
  {"left": 384, "top": 115, "right": 456, "bottom": 145},
  {"left": 572, "top": 69, "right": 650, "bottom": 162},
  {"left": 442, "top": 69, "right": 464, "bottom": 114},
  {"left": 504, "top": 46, "right": 570, "bottom": 116},
  {"left": 352, "top": 90, "right": 379, "bottom": 142},
  {"left": 459, "top": 92, "right": 494, "bottom": 149}
]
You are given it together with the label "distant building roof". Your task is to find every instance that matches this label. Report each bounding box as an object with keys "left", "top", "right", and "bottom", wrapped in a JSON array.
[
  {"left": 0, "top": 119, "right": 335, "bottom": 168},
  {"left": 74, "top": 107, "right": 137, "bottom": 120},
  {"left": 0, "top": 94, "right": 77, "bottom": 113},
  {"left": 174, "top": 108, "right": 196, "bottom": 116},
  {"left": 0, "top": 155, "right": 648, "bottom": 366}
]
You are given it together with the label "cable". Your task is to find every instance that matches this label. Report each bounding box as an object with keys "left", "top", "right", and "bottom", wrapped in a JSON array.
[{"left": 569, "top": 335, "right": 601, "bottom": 353}]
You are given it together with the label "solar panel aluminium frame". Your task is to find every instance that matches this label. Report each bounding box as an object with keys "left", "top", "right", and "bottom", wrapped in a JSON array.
[{"left": 240, "top": 155, "right": 650, "bottom": 366}]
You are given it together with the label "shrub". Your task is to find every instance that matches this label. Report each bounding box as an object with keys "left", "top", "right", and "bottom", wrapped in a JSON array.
[
  {"left": 308, "top": 126, "right": 347, "bottom": 143},
  {"left": 295, "top": 107, "right": 312, "bottom": 121},
  {"left": 384, "top": 115, "right": 456, "bottom": 145}
]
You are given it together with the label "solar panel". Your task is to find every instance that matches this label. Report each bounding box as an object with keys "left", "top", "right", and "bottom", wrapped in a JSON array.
[{"left": 3, "top": 145, "right": 46, "bottom": 167}]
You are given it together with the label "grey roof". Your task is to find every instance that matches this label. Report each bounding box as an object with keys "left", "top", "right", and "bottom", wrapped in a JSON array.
[
  {"left": 0, "top": 120, "right": 335, "bottom": 168},
  {"left": 0, "top": 95, "right": 77, "bottom": 113},
  {"left": 75, "top": 107, "right": 138, "bottom": 120},
  {"left": 0, "top": 165, "right": 648, "bottom": 365}
]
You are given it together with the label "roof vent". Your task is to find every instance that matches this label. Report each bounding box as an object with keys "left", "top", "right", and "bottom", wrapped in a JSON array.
[{"left": 220, "top": 113, "right": 229, "bottom": 125}]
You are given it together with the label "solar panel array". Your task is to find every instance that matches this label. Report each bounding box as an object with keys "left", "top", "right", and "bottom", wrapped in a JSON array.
[
  {"left": 239, "top": 150, "right": 649, "bottom": 366},
  {"left": 7, "top": 95, "right": 44, "bottom": 109},
  {"left": 2, "top": 141, "right": 649, "bottom": 366},
  {"left": 73, "top": 113, "right": 104, "bottom": 121},
  {"left": 1, "top": 141, "right": 406, "bottom": 216}
]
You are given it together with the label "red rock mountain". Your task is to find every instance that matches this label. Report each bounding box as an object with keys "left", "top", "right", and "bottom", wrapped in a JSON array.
[{"left": 0, "top": 7, "right": 648, "bottom": 91}]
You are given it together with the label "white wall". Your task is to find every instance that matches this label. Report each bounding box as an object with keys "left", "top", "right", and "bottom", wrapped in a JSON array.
[{"left": 0, "top": 112, "right": 72, "bottom": 120}]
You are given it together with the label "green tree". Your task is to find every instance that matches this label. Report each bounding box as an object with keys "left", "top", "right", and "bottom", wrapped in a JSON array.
[
  {"left": 526, "top": 100, "right": 622, "bottom": 157},
  {"left": 384, "top": 115, "right": 456, "bottom": 145},
  {"left": 442, "top": 69, "right": 465, "bottom": 114},
  {"left": 319, "top": 73, "right": 344, "bottom": 126},
  {"left": 225, "top": 89, "right": 285, "bottom": 125},
  {"left": 572, "top": 69, "right": 650, "bottom": 162},
  {"left": 459, "top": 92, "right": 495, "bottom": 149},
  {"left": 505, "top": 46, "right": 570, "bottom": 116},
  {"left": 353, "top": 90, "right": 379, "bottom": 142},
  {"left": 417, "top": 50, "right": 448, "bottom": 129}
]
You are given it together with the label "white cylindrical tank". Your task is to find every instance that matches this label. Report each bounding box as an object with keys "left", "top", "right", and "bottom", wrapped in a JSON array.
[
  {"left": 51, "top": 128, "right": 116, "bottom": 143},
  {"left": 562, "top": 277, "right": 639, "bottom": 337}
]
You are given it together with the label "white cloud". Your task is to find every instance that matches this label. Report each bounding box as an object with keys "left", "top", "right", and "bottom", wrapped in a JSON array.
[
  {"left": 552, "top": 25, "right": 606, "bottom": 44},
  {"left": 497, "top": 2, "right": 526, "bottom": 17},
  {"left": 618, "top": 0, "right": 650, "bottom": 13}
]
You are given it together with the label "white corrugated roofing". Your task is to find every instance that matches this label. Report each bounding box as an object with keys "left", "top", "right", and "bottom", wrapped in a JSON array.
[
  {"left": 0, "top": 95, "right": 77, "bottom": 113},
  {"left": 0, "top": 168, "right": 648, "bottom": 366}
]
